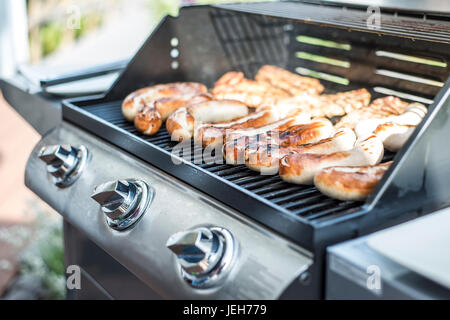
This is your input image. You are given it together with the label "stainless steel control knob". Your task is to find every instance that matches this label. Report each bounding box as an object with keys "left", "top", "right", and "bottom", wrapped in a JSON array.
[
  {"left": 91, "top": 179, "right": 153, "bottom": 230},
  {"left": 38, "top": 144, "right": 89, "bottom": 187},
  {"left": 166, "top": 226, "right": 237, "bottom": 287}
]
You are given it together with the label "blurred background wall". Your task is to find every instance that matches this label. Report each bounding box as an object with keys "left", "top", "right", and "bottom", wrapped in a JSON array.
[{"left": 0, "top": 0, "right": 29, "bottom": 77}]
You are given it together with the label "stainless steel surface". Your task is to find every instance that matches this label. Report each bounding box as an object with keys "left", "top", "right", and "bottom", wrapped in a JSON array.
[
  {"left": 167, "top": 227, "right": 224, "bottom": 275},
  {"left": 91, "top": 179, "right": 154, "bottom": 230},
  {"left": 0, "top": 77, "right": 61, "bottom": 135},
  {"left": 64, "top": 221, "right": 162, "bottom": 300},
  {"left": 326, "top": 236, "right": 450, "bottom": 299},
  {"left": 25, "top": 122, "right": 313, "bottom": 299},
  {"left": 367, "top": 208, "right": 450, "bottom": 290},
  {"left": 167, "top": 226, "right": 237, "bottom": 288},
  {"left": 38, "top": 144, "right": 89, "bottom": 187}
]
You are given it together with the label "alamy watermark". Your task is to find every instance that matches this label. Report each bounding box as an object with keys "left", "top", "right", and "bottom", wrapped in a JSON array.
[
  {"left": 366, "top": 264, "right": 382, "bottom": 291},
  {"left": 66, "top": 5, "right": 81, "bottom": 30},
  {"left": 66, "top": 265, "right": 81, "bottom": 290},
  {"left": 367, "top": 6, "right": 381, "bottom": 30}
]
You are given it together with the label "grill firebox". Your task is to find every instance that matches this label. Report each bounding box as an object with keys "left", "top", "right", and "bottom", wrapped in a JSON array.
[{"left": 62, "top": 2, "right": 450, "bottom": 257}]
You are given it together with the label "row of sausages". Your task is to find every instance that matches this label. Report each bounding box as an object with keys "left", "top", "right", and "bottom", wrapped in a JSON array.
[{"left": 121, "top": 66, "right": 428, "bottom": 201}]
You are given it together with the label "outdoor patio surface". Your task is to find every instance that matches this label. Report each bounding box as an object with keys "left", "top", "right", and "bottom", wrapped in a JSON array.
[{"left": 0, "top": 92, "right": 42, "bottom": 296}]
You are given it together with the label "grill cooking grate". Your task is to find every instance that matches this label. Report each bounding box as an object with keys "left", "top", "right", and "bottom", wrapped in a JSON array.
[{"left": 83, "top": 101, "right": 394, "bottom": 223}]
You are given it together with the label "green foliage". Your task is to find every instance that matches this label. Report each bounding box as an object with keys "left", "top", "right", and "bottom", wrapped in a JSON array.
[
  {"left": 148, "top": 0, "right": 181, "bottom": 23},
  {"left": 38, "top": 223, "right": 64, "bottom": 276},
  {"left": 35, "top": 11, "right": 104, "bottom": 58},
  {"left": 75, "top": 13, "right": 104, "bottom": 40},
  {"left": 74, "top": 16, "right": 87, "bottom": 40},
  {"left": 20, "top": 212, "right": 65, "bottom": 300},
  {"left": 40, "top": 22, "right": 63, "bottom": 56}
]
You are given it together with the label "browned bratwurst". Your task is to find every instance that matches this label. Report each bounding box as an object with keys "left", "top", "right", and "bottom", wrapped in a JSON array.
[
  {"left": 166, "top": 100, "right": 250, "bottom": 142},
  {"left": 271, "top": 118, "right": 334, "bottom": 148},
  {"left": 279, "top": 135, "right": 384, "bottom": 185},
  {"left": 211, "top": 71, "right": 291, "bottom": 107},
  {"left": 254, "top": 65, "right": 324, "bottom": 96},
  {"left": 194, "top": 110, "right": 281, "bottom": 148},
  {"left": 223, "top": 112, "right": 311, "bottom": 165},
  {"left": 122, "top": 82, "right": 208, "bottom": 135},
  {"left": 246, "top": 128, "right": 356, "bottom": 175},
  {"left": 335, "top": 96, "right": 409, "bottom": 129},
  {"left": 256, "top": 88, "right": 371, "bottom": 119},
  {"left": 224, "top": 118, "right": 334, "bottom": 167},
  {"left": 135, "top": 94, "right": 211, "bottom": 135},
  {"left": 314, "top": 161, "right": 392, "bottom": 201}
]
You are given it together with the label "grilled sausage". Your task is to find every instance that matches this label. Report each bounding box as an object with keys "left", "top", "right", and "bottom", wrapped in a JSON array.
[
  {"left": 314, "top": 161, "right": 392, "bottom": 201},
  {"left": 354, "top": 103, "right": 427, "bottom": 138},
  {"left": 335, "top": 96, "right": 410, "bottom": 129},
  {"left": 256, "top": 88, "right": 370, "bottom": 119},
  {"left": 254, "top": 65, "right": 324, "bottom": 96},
  {"left": 374, "top": 123, "right": 417, "bottom": 152},
  {"left": 246, "top": 128, "right": 356, "bottom": 175},
  {"left": 222, "top": 117, "right": 333, "bottom": 163},
  {"left": 271, "top": 118, "right": 334, "bottom": 148},
  {"left": 166, "top": 100, "right": 249, "bottom": 142},
  {"left": 194, "top": 109, "right": 281, "bottom": 148},
  {"left": 212, "top": 71, "right": 291, "bottom": 107},
  {"left": 122, "top": 82, "right": 207, "bottom": 122},
  {"left": 223, "top": 112, "right": 312, "bottom": 165},
  {"left": 256, "top": 95, "right": 319, "bottom": 119},
  {"left": 279, "top": 135, "right": 384, "bottom": 185},
  {"left": 225, "top": 118, "right": 333, "bottom": 166},
  {"left": 135, "top": 94, "right": 211, "bottom": 135},
  {"left": 316, "top": 88, "right": 371, "bottom": 118}
]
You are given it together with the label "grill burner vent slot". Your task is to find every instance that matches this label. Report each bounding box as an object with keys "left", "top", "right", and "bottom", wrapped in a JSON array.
[
  {"left": 372, "top": 87, "right": 434, "bottom": 105},
  {"left": 295, "top": 67, "right": 350, "bottom": 86},
  {"left": 289, "top": 24, "right": 449, "bottom": 99},
  {"left": 375, "top": 51, "right": 447, "bottom": 68}
]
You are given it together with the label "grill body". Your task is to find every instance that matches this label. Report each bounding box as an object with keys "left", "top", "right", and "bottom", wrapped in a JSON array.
[
  {"left": 25, "top": 2, "right": 450, "bottom": 299},
  {"left": 63, "top": 3, "right": 450, "bottom": 250}
]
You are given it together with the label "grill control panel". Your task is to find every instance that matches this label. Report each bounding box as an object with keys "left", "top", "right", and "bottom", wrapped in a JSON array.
[
  {"left": 25, "top": 123, "right": 313, "bottom": 299},
  {"left": 167, "top": 226, "right": 237, "bottom": 288},
  {"left": 38, "top": 144, "right": 89, "bottom": 187},
  {"left": 91, "top": 179, "right": 154, "bottom": 230}
]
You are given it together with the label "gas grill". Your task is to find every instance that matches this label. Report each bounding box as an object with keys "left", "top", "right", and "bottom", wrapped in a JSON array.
[{"left": 3, "top": 1, "right": 450, "bottom": 299}]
